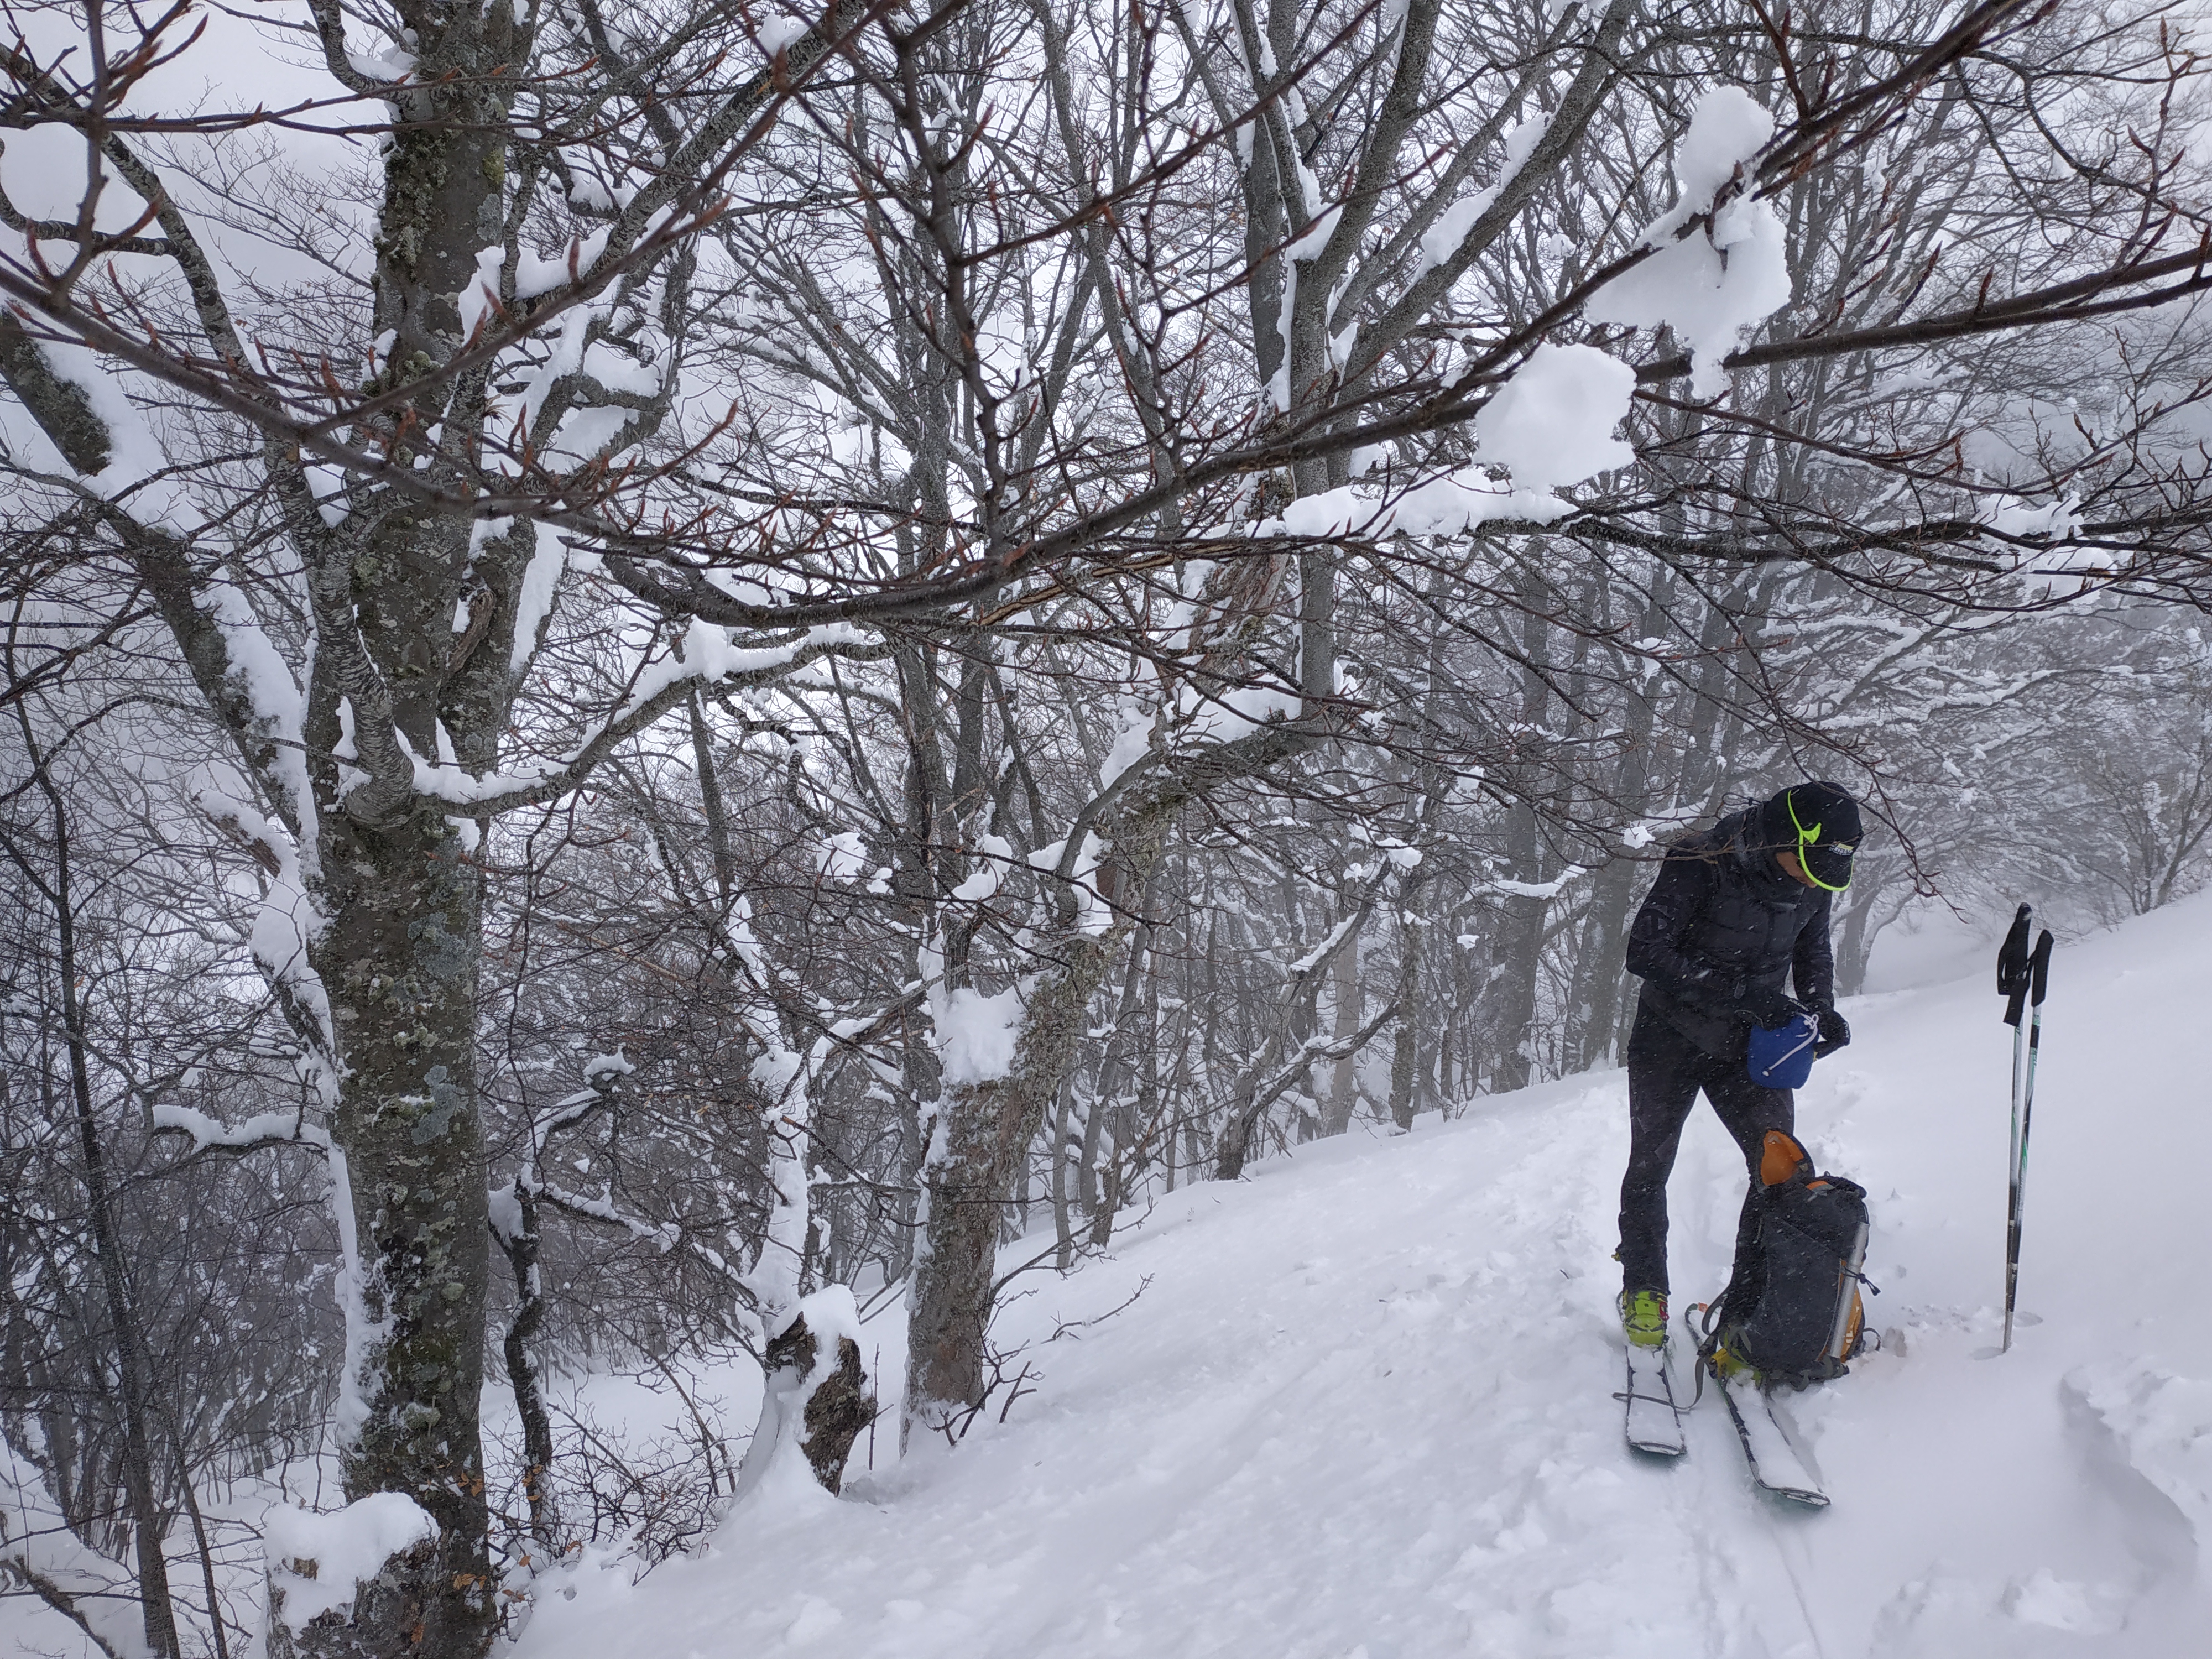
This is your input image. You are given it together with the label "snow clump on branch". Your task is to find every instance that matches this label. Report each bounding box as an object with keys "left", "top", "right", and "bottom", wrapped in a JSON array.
[
  {"left": 1588, "top": 87, "right": 1792, "bottom": 397},
  {"left": 1475, "top": 342, "right": 1637, "bottom": 492}
]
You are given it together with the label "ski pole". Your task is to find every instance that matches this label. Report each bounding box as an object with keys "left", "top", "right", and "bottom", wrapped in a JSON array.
[
  {"left": 2005, "top": 928, "right": 2053, "bottom": 1352},
  {"left": 1998, "top": 906, "right": 2030, "bottom": 1351},
  {"left": 1996, "top": 905, "right": 2053, "bottom": 1353}
]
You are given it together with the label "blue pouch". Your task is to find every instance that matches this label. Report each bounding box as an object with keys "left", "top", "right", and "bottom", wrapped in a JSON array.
[{"left": 1747, "top": 1011, "right": 1820, "bottom": 1090}]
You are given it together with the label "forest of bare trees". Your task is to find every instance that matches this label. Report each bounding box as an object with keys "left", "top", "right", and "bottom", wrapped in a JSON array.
[{"left": 8, "top": 0, "right": 2212, "bottom": 1653}]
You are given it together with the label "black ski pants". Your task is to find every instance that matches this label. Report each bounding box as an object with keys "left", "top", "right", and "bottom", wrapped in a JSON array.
[{"left": 1617, "top": 1005, "right": 1794, "bottom": 1297}]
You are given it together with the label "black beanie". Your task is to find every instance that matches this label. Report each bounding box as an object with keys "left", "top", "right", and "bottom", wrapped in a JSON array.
[{"left": 1758, "top": 781, "right": 1863, "bottom": 890}]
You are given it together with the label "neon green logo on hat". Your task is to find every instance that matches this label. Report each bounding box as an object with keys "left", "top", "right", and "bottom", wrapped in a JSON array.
[{"left": 1786, "top": 792, "right": 1852, "bottom": 893}]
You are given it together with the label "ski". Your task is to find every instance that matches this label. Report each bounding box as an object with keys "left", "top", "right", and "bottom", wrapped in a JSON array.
[
  {"left": 1718, "top": 1374, "right": 1828, "bottom": 1506},
  {"left": 1621, "top": 1342, "right": 1686, "bottom": 1456}
]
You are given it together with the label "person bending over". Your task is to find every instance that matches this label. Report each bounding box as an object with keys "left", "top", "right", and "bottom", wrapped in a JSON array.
[{"left": 1615, "top": 781, "right": 1862, "bottom": 1353}]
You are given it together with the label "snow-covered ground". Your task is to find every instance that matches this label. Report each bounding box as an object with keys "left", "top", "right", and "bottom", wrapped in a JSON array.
[
  {"left": 520, "top": 891, "right": 2211, "bottom": 1659},
  {"left": 11, "top": 893, "right": 2204, "bottom": 1657}
]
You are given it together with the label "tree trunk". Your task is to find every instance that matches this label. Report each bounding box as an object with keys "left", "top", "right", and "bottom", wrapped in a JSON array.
[
  {"left": 902, "top": 782, "right": 1188, "bottom": 1440},
  {"left": 495, "top": 1183, "right": 557, "bottom": 1552},
  {"left": 904, "top": 933, "right": 1119, "bottom": 1441},
  {"left": 174, "top": 1450, "right": 230, "bottom": 1659},
  {"left": 309, "top": 809, "right": 494, "bottom": 1657},
  {"left": 1569, "top": 857, "right": 1639, "bottom": 1071},
  {"left": 1049, "top": 1076, "right": 1078, "bottom": 1271},
  {"left": 1322, "top": 915, "right": 1362, "bottom": 1135},
  {"left": 1491, "top": 572, "right": 1553, "bottom": 1092},
  {"left": 1081, "top": 922, "right": 1154, "bottom": 1245},
  {"left": 1212, "top": 1061, "right": 1273, "bottom": 1181},
  {"left": 1489, "top": 804, "right": 1548, "bottom": 1094},
  {"left": 1567, "top": 594, "right": 1668, "bottom": 1071},
  {"left": 30, "top": 760, "right": 181, "bottom": 1658},
  {"left": 735, "top": 1295, "right": 876, "bottom": 1500},
  {"left": 1834, "top": 881, "right": 1888, "bottom": 997},
  {"left": 1386, "top": 907, "right": 1426, "bottom": 1129}
]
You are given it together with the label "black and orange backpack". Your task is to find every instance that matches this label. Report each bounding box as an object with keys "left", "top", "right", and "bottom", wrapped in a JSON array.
[{"left": 1700, "top": 1129, "right": 1872, "bottom": 1389}]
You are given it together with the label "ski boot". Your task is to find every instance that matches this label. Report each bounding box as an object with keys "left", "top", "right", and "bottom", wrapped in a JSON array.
[{"left": 1618, "top": 1288, "right": 1669, "bottom": 1350}]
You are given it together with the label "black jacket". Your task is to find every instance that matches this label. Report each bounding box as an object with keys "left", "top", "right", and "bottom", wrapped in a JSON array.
[{"left": 1626, "top": 807, "right": 1835, "bottom": 1058}]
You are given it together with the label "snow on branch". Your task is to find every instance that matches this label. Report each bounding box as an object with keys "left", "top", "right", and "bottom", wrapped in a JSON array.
[
  {"left": 530, "top": 1177, "right": 757, "bottom": 1306},
  {"left": 1588, "top": 88, "right": 1790, "bottom": 397},
  {"left": 1244, "top": 341, "right": 1638, "bottom": 539},
  {"left": 1479, "top": 866, "right": 1590, "bottom": 901},
  {"left": 1290, "top": 911, "right": 1366, "bottom": 976},
  {"left": 532, "top": 1178, "right": 681, "bottom": 1251},
  {"left": 527, "top": 1060, "right": 628, "bottom": 1159},
  {"left": 404, "top": 619, "right": 888, "bottom": 816},
  {"left": 1219, "top": 1003, "right": 1401, "bottom": 1177},
  {"left": 1268, "top": 1005, "right": 1401, "bottom": 1100},
  {"left": 151, "top": 1103, "right": 328, "bottom": 1157}
]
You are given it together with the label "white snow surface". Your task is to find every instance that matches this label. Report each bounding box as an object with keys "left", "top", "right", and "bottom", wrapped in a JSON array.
[
  {"left": 517, "top": 888, "right": 2211, "bottom": 1658},
  {"left": 2, "top": 1430, "right": 151, "bottom": 1658}
]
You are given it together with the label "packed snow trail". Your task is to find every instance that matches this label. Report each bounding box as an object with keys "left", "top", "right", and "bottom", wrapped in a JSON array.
[{"left": 525, "top": 895, "right": 2212, "bottom": 1657}]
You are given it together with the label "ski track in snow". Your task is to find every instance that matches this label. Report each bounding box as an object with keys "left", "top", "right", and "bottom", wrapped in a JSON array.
[{"left": 520, "top": 895, "right": 2212, "bottom": 1658}]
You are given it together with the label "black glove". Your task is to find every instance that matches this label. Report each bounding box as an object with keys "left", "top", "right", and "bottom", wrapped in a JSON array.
[
  {"left": 1813, "top": 1004, "right": 1851, "bottom": 1058},
  {"left": 1740, "top": 985, "right": 1807, "bottom": 1030}
]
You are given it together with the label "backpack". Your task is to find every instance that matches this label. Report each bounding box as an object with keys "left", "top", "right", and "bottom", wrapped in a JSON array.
[{"left": 1700, "top": 1129, "right": 1871, "bottom": 1389}]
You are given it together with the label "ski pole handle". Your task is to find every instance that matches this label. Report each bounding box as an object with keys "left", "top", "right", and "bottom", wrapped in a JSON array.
[
  {"left": 1999, "top": 902, "right": 2032, "bottom": 1027},
  {"left": 2028, "top": 930, "right": 2053, "bottom": 1008}
]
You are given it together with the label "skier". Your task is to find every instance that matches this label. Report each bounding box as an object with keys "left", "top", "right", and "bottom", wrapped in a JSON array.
[{"left": 1615, "top": 781, "right": 1861, "bottom": 1364}]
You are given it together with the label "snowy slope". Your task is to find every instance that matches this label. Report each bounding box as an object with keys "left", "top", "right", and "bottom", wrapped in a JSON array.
[
  {"left": 15, "top": 896, "right": 2198, "bottom": 1657},
  {"left": 509, "top": 895, "right": 2210, "bottom": 1658},
  {"left": 518, "top": 889, "right": 2212, "bottom": 1658}
]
